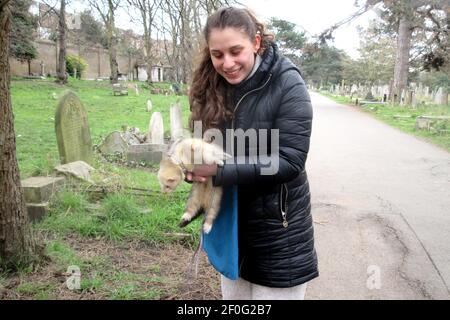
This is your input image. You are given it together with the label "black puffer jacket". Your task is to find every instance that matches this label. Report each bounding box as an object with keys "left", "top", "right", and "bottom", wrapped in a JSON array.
[{"left": 213, "top": 44, "right": 318, "bottom": 288}]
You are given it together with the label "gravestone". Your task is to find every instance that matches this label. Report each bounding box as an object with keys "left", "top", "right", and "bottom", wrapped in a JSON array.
[
  {"left": 400, "top": 89, "right": 406, "bottom": 105},
  {"left": 22, "top": 176, "right": 65, "bottom": 203},
  {"left": 55, "top": 161, "right": 95, "bottom": 183},
  {"left": 170, "top": 103, "right": 184, "bottom": 141},
  {"left": 148, "top": 112, "right": 164, "bottom": 144},
  {"left": 411, "top": 92, "right": 418, "bottom": 108},
  {"left": 434, "top": 87, "right": 442, "bottom": 104},
  {"left": 40, "top": 61, "right": 45, "bottom": 77},
  {"left": 55, "top": 91, "right": 93, "bottom": 165},
  {"left": 21, "top": 176, "right": 65, "bottom": 223},
  {"left": 405, "top": 90, "right": 413, "bottom": 106},
  {"left": 126, "top": 143, "right": 168, "bottom": 165},
  {"left": 98, "top": 131, "right": 129, "bottom": 155}
]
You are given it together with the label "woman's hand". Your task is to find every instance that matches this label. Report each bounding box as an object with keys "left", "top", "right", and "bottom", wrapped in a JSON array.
[{"left": 185, "top": 164, "right": 218, "bottom": 183}]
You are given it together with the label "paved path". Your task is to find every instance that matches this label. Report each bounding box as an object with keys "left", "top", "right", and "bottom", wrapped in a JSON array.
[{"left": 306, "top": 92, "right": 450, "bottom": 299}]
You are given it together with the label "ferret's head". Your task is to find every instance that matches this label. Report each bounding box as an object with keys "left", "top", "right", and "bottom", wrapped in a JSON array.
[{"left": 157, "top": 158, "right": 184, "bottom": 193}]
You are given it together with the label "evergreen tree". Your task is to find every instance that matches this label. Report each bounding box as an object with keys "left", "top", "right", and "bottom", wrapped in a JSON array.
[{"left": 10, "top": 0, "right": 37, "bottom": 75}]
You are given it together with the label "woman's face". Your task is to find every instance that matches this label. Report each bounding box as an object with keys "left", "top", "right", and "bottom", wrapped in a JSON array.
[{"left": 208, "top": 27, "right": 261, "bottom": 85}]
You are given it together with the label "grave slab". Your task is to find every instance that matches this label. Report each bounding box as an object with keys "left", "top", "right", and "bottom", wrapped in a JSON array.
[{"left": 21, "top": 176, "right": 65, "bottom": 203}]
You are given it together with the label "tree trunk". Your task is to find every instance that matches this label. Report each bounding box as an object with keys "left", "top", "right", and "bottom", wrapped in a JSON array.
[
  {"left": 391, "top": 15, "right": 412, "bottom": 103},
  {"left": 56, "top": 0, "right": 67, "bottom": 84},
  {"left": 108, "top": 34, "right": 119, "bottom": 83},
  {"left": 0, "top": 0, "right": 38, "bottom": 270},
  {"left": 107, "top": 1, "right": 118, "bottom": 84}
]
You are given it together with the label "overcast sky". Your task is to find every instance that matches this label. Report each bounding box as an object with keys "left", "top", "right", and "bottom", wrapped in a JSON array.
[
  {"left": 61, "top": 0, "right": 381, "bottom": 59},
  {"left": 240, "top": 0, "right": 380, "bottom": 58}
]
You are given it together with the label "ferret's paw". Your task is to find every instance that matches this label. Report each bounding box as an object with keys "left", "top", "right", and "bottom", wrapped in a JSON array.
[
  {"left": 203, "top": 223, "right": 212, "bottom": 234},
  {"left": 179, "top": 212, "right": 192, "bottom": 228}
]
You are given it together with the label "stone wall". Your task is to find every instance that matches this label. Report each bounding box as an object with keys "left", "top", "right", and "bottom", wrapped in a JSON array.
[{"left": 10, "top": 39, "right": 137, "bottom": 80}]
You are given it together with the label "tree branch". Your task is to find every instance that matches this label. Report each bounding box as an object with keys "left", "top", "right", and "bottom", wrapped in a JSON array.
[{"left": 0, "top": 0, "right": 11, "bottom": 12}]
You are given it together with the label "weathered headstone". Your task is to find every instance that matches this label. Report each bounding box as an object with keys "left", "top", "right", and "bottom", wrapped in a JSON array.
[
  {"left": 40, "top": 61, "right": 45, "bottom": 76},
  {"left": 415, "top": 117, "right": 431, "bottom": 131},
  {"left": 98, "top": 131, "right": 129, "bottom": 155},
  {"left": 170, "top": 103, "right": 184, "bottom": 142},
  {"left": 21, "top": 176, "right": 66, "bottom": 223},
  {"left": 55, "top": 161, "right": 95, "bottom": 183},
  {"left": 434, "top": 87, "right": 448, "bottom": 105},
  {"left": 434, "top": 87, "right": 442, "bottom": 104},
  {"left": 411, "top": 92, "right": 418, "bottom": 108},
  {"left": 126, "top": 143, "right": 168, "bottom": 165},
  {"left": 21, "top": 176, "right": 66, "bottom": 203},
  {"left": 55, "top": 91, "right": 93, "bottom": 165},
  {"left": 135, "top": 84, "right": 139, "bottom": 96},
  {"left": 400, "top": 89, "right": 406, "bottom": 105},
  {"left": 405, "top": 90, "right": 413, "bottom": 106},
  {"left": 148, "top": 112, "right": 164, "bottom": 144}
]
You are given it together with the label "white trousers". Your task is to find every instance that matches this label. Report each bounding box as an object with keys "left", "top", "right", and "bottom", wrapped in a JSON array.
[{"left": 221, "top": 275, "right": 308, "bottom": 300}]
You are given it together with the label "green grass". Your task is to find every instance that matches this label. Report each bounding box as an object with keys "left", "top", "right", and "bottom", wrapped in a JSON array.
[
  {"left": 11, "top": 78, "right": 191, "bottom": 178},
  {"left": 10, "top": 77, "right": 200, "bottom": 245},
  {"left": 317, "top": 90, "right": 450, "bottom": 152},
  {"left": 16, "top": 282, "right": 58, "bottom": 299},
  {"left": 38, "top": 187, "right": 200, "bottom": 244},
  {"left": 6, "top": 78, "right": 206, "bottom": 299}
]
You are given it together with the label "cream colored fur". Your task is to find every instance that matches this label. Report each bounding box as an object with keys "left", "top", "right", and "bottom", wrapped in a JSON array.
[{"left": 157, "top": 138, "right": 229, "bottom": 233}]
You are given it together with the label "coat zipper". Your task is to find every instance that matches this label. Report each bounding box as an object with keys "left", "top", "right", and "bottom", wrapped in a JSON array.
[
  {"left": 231, "top": 73, "right": 273, "bottom": 130},
  {"left": 280, "top": 183, "right": 289, "bottom": 228}
]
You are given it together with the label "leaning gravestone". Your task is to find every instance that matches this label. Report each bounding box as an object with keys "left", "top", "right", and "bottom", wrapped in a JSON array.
[
  {"left": 148, "top": 112, "right": 164, "bottom": 144},
  {"left": 170, "top": 103, "right": 184, "bottom": 141},
  {"left": 55, "top": 91, "right": 93, "bottom": 165},
  {"left": 98, "top": 131, "right": 129, "bottom": 155}
]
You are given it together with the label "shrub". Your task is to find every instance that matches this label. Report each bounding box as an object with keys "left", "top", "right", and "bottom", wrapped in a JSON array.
[{"left": 66, "top": 55, "right": 88, "bottom": 79}]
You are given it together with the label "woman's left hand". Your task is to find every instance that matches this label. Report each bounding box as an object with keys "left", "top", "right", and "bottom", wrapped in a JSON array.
[{"left": 192, "top": 164, "right": 218, "bottom": 178}]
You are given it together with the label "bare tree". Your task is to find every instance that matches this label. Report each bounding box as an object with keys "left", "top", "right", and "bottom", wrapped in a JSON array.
[
  {"left": 1, "top": 0, "right": 39, "bottom": 270},
  {"left": 57, "top": 0, "right": 68, "bottom": 83},
  {"left": 88, "top": 0, "right": 120, "bottom": 83},
  {"left": 159, "top": 0, "right": 234, "bottom": 83},
  {"left": 320, "top": 0, "right": 449, "bottom": 102},
  {"left": 126, "top": 0, "right": 162, "bottom": 84},
  {"left": 41, "top": 0, "right": 70, "bottom": 84}
]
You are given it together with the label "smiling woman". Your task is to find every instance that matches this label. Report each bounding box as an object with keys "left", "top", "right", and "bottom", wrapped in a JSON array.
[
  {"left": 186, "top": 7, "right": 317, "bottom": 300},
  {"left": 208, "top": 28, "right": 261, "bottom": 85}
]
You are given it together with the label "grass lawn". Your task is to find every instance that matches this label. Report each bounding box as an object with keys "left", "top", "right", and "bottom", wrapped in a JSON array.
[
  {"left": 316, "top": 90, "right": 450, "bottom": 153},
  {"left": 12, "top": 77, "right": 192, "bottom": 178},
  {"left": 2, "top": 77, "right": 220, "bottom": 300}
]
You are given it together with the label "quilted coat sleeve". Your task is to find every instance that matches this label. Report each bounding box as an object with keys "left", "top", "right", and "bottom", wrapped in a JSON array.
[{"left": 213, "top": 70, "right": 313, "bottom": 187}]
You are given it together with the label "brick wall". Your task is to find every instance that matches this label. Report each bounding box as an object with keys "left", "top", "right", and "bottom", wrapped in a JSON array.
[{"left": 10, "top": 39, "right": 137, "bottom": 80}]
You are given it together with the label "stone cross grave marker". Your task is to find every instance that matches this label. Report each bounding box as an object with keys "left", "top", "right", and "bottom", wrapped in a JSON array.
[
  {"left": 148, "top": 112, "right": 164, "bottom": 144},
  {"left": 170, "top": 103, "right": 184, "bottom": 141},
  {"left": 55, "top": 91, "right": 93, "bottom": 165}
]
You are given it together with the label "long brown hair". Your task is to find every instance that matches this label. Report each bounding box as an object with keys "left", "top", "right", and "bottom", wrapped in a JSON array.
[{"left": 189, "top": 7, "right": 273, "bottom": 132}]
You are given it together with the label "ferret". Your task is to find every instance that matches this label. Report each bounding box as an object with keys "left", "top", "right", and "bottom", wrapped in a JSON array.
[{"left": 157, "top": 138, "right": 230, "bottom": 234}]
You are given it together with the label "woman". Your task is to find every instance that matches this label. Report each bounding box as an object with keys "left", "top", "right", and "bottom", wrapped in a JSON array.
[{"left": 186, "top": 6, "right": 318, "bottom": 300}]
